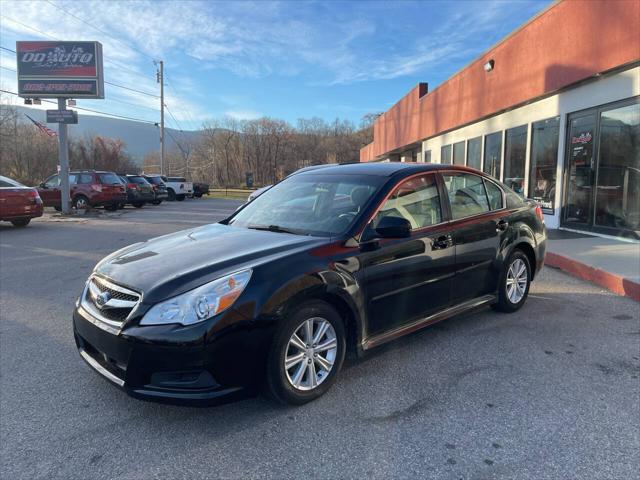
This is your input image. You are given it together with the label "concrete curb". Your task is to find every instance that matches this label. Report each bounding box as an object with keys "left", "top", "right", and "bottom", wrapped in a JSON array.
[{"left": 545, "top": 252, "right": 640, "bottom": 302}]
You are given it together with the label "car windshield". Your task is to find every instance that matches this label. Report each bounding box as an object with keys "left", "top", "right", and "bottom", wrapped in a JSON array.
[
  {"left": 228, "top": 173, "right": 384, "bottom": 237},
  {"left": 145, "top": 176, "right": 164, "bottom": 185}
]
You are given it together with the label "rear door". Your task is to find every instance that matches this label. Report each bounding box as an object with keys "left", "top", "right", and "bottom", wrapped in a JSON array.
[
  {"left": 441, "top": 171, "right": 508, "bottom": 302},
  {"left": 360, "top": 173, "right": 456, "bottom": 336}
]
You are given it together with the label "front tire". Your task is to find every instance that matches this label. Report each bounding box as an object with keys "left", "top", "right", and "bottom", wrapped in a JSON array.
[
  {"left": 493, "top": 249, "right": 531, "bottom": 313},
  {"left": 151, "top": 200, "right": 162, "bottom": 205},
  {"left": 167, "top": 189, "right": 176, "bottom": 201},
  {"left": 132, "top": 202, "right": 144, "bottom": 208},
  {"left": 176, "top": 194, "right": 186, "bottom": 201},
  {"left": 266, "top": 301, "right": 346, "bottom": 405},
  {"left": 73, "top": 195, "right": 90, "bottom": 210}
]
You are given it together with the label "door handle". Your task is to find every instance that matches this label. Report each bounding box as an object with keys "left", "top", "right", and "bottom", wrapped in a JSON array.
[
  {"left": 433, "top": 235, "right": 451, "bottom": 250},
  {"left": 496, "top": 219, "right": 509, "bottom": 232}
]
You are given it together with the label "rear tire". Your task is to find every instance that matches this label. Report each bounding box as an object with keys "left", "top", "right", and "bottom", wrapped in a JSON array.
[
  {"left": 167, "top": 189, "right": 176, "bottom": 201},
  {"left": 132, "top": 202, "right": 144, "bottom": 208},
  {"left": 104, "top": 204, "right": 118, "bottom": 211},
  {"left": 151, "top": 200, "right": 162, "bottom": 205},
  {"left": 176, "top": 194, "right": 185, "bottom": 201},
  {"left": 11, "top": 218, "right": 31, "bottom": 227},
  {"left": 492, "top": 249, "right": 531, "bottom": 313},
  {"left": 266, "top": 300, "right": 346, "bottom": 405},
  {"left": 54, "top": 206, "right": 62, "bottom": 212}
]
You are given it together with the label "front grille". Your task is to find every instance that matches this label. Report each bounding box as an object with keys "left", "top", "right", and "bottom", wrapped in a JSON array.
[{"left": 81, "top": 276, "right": 141, "bottom": 327}]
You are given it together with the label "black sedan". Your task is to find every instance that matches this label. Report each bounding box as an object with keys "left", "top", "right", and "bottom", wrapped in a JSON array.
[{"left": 73, "top": 163, "right": 546, "bottom": 406}]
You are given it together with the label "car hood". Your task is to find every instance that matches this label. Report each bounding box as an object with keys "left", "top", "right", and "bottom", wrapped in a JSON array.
[{"left": 94, "top": 223, "right": 327, "bottom": 303}]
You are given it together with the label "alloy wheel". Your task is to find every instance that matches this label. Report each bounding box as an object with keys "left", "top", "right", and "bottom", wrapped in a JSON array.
[
  {"left": 75, "top": 197, "right": 88, "bottom": 209},
  {"left": 284, "top": 317, "right": 337, "bottom": 391},
  {"left": 506, "top": 258, "right": 528, "bottom": 304}
]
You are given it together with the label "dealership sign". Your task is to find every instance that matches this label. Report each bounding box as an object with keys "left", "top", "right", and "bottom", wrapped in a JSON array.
[{"left": 16, "top": 41, "right": 104, "bottom": 98}]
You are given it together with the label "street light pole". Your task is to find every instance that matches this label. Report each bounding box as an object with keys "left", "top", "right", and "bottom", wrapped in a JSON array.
[
  {"left": 57, "top": 97, "right": 71, "bottom": 214},
  {"left": 157, "top": 60, "right": 165, "bottom": 176}
]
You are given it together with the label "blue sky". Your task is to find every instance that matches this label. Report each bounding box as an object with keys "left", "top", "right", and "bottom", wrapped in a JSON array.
[{"left": 0, "top": 0, "right": 551, "bottom": 130}]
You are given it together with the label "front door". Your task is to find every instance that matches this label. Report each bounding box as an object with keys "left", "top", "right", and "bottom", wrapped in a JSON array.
[
  {"left": 564, "top": 112, "right": 597, "bottom": 227},
  {"left": 359, "top": 173, "right": 456, "bottom": 337},
  {"left": 563, "top": 99, "right": 640, "bottom": 238},
  {"left": 38, "top": 174, "right": 61, "bottom": 207}
]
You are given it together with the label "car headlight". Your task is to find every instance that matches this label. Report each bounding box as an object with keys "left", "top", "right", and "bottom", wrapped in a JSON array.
[{"left": 140, "top": 269, "right": 252, "bottom": 326}]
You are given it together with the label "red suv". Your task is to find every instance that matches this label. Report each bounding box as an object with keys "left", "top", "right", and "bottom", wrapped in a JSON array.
[{"left": 38, "top": 170, "right": 126, "bottom": 211}]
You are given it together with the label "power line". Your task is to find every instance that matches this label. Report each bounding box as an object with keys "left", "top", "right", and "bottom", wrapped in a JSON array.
[{"left": 0, "top": 88, "right": 157, "bottom": 124}]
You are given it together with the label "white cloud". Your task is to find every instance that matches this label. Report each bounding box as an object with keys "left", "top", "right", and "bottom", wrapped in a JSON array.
[{"left": 224, "top": 109, "right": 262, "bottom": 121}]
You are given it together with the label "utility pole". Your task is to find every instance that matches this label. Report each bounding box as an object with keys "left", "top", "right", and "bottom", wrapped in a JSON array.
[
  {"left": 58, "top": 97, "right": 71, "bottom": 214},
  {"left": 157, "top": 60, "right": 165, "bottom": 176}
]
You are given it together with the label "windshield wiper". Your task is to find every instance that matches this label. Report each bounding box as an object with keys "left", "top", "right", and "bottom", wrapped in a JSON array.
[{"left": 247, "top": 224, "right": 302, "bottom": 235}]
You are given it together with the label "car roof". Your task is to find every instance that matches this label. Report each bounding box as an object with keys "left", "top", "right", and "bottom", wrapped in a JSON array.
[{"left": 294, "top": 162, "right": 484, "bottom": 178}]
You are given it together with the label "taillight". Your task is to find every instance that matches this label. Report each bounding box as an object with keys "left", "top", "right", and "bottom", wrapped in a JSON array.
[
  {"left": 534, "top": 205, "right": 544, "bottom": 223},
  {"left": 152, "top": 184, "right": 158, "bottom": 191},
  {"left": 127, "top": 183, "right": 138, "bottom": 190},
  {"left": 28, "top": 189, "right": 42, "bottom": 205},
  {"left": 91, "top": 184, "right": 102, "bottom": 192}
]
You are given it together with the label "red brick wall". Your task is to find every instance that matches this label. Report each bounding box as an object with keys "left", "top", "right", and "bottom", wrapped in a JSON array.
[{"left": 361, "top": 0, "right": 640, "bottom": 161}]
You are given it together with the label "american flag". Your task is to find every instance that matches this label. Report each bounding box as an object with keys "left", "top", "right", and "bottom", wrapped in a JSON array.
[{"left": 24, "top": 114, "right": 57, "bottom": 138}]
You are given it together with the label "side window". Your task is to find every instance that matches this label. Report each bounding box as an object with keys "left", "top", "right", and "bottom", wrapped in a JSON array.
[
  {"left": 484, "top": 179, "right": 504, "bottom": 210},
  {"left": 78, "top": 174, "right": 93, "bottom": 184},
  {"left": 443, "top": 172, "right": 490, "bottom": 220},
  {"left": 374, "top": 174, "right": 442, "bottom": 229},
  {"left": 44, "top": 175, "right": 59, "bottom": 187},
  {"left": 69, "top": 174, "right": 78, "bottom": 185}
]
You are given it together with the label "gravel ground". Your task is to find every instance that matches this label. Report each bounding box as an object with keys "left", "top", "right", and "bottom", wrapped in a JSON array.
[{"left": 1, "top": 199, "right": 638, "bottom": 479}]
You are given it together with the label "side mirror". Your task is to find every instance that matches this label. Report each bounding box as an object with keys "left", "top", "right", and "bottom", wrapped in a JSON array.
[
  {"left": 375, "top": 216, "right": 411, "bottom": 239},
  {"left": 39, "top": 183, "right": 46, "bottom": 188}
]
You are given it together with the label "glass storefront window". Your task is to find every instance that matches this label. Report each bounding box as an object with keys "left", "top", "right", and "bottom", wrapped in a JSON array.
[
  {"left": 453, "top": 141, "right": 465, "bottom": 165},
  {"left": 467, "top": 137, "right": 481, "bottom": 170},
  {"left": 503, "top": 125, "right": 528, "bottom": 195},
  {"left": 595, "top": 103, "right": 640, "bottom": 231},
  {"left": 441, "top": 144, "right": 452, "bottom": 164},
  {"left": 424, "top": 150, "right": 432, "bottom": 163},
  {"left": 483, "top": 132, "right": 502, "bottom": 179},
  {"left": 529, "top": 117, "right": 560, "bottom": 212}
]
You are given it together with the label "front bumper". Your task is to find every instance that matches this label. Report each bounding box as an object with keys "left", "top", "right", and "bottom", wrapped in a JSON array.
[{"left": 73, "top": 307, "right": 250, "bottom": 406}]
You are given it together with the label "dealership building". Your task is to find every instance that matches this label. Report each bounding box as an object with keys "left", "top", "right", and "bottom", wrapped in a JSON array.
[{"left": 360, "top": 0, "right": 639, "bottom": 240}]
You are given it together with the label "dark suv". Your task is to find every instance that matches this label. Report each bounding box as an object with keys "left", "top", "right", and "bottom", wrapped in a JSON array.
[
  {"left": 117, "top": 175, "right": 155, "bottom": 208},
  {"left": 38, "top": 170, "right": 126, "bottom": 211},
  {"left": 143, "top": 175, "right": 169, "bottom": 205}
]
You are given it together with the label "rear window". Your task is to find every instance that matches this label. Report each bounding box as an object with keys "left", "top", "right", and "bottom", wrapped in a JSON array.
[
  {"left": 98, "top": 173, "right": 123, "bottom": 185},
  {"left": 145, "top": 176, "right": 164, "bottom": 185},
  {"left": 167, "top": 177, "right": 186, "bottom": 182},
  {"left": 127, "top": 176, "right": 149, "bottom": 185},
  {"left": 0, "top": 176, "right": 25, "bottom": 187}
]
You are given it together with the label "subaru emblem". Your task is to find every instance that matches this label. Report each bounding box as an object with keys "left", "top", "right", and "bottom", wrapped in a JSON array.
[{"left": 96, "top": 291, "right": 111, "bottom": 309}]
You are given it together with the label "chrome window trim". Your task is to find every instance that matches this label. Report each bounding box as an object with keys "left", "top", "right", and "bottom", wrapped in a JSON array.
[{"left": 439, "top": 169, "right": 507, "bottom": 221}]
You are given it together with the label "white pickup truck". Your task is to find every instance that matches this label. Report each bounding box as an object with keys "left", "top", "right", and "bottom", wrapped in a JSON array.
[{"left": 161, "top": 176, "right": 193, "bottom": 201}]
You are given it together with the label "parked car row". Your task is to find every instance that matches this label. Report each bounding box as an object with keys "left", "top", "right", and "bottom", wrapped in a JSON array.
[
  {"left": 1, "top": 171, "right": 207, "bottom": 227},
  {"left": 36, "top": 170, "right": 205, "bottom": 211}
]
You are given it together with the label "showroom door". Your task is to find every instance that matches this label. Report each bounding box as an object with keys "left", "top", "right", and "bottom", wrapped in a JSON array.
[
  {"left": 563, "top": 98, "right": 639, "bottom": 238},
  {"left": 563, "top": 111, "right": 597, "bottom": 228}
]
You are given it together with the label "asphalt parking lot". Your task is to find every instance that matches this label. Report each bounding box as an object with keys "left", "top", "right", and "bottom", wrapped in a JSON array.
[{"left": 1, "top": 199, "right": 638, "bottom": 480}]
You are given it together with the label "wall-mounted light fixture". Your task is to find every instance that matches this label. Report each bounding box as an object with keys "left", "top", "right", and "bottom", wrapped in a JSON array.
[
  {"left": 68, "top": 99, "right": 76, "bottom": 106},
  {"left": 24, "top": 98, "right": 32, "bottom": 105},
  {"left": 484, "top": 59, "right": 495, "bottom": 72},
  {"left": 32, "top": 98, "right": 41, "bottom": 105}
]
